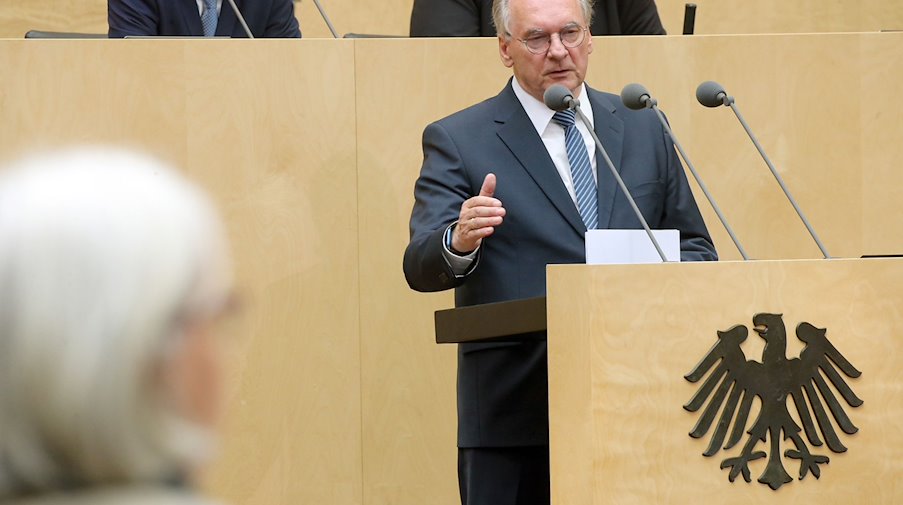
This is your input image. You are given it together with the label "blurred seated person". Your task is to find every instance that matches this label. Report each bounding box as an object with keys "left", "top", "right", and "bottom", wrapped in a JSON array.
[
  {"left": 109, "top": 0, "right": 301, "bottom": 38},
  {"left": 0, "top": 148, "right": 235, "bottom": 504},
  {"left": 410, "top": 0, "right": 666, "bottom": 36}
]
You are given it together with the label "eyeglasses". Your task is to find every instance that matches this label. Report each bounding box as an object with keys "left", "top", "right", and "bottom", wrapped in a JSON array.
[{"left": 511, "top": 24, "right": 588, "bottom": 55}]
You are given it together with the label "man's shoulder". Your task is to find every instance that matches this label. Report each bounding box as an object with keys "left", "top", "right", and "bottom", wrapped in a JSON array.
[
  {"left": 584, "top": 86, "right": 622, "bottom": 113},
  {"left": 429, "top": 86, "right": 513, "bottom": 131},
  {"left": 585, "top": 85, "right": 663, "bottom": 127}
]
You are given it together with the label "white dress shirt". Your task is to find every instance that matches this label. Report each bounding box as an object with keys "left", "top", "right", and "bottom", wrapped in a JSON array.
[{"left": 511, "top": 77, "right": 597, "bottom": 205}]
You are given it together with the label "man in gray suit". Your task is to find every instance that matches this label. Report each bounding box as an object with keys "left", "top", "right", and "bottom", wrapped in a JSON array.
[{"left": 403, "top": 0, "right": 717, "bottom": 503}]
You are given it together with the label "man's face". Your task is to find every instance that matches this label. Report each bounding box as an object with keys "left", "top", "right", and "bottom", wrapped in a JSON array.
[{"left": 498, "top": 0, "right": 593, "bottom": 102}]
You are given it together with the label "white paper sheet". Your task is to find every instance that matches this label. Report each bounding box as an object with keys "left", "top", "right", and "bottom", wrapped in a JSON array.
[{"left": 585, "top": 229, "right": 680, "bottom": 264}]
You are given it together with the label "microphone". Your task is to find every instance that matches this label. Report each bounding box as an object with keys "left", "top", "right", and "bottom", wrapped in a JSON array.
[
  {"left": 543, "top": 84, "right": 669, "bottom": 262},
  {"left": 226, "top": 0, "right": 254, "bottom": 38},
  {"left": 620, "top": 82, "right": 656, "bottom": 109},
  {"left": 695, "top": 81, "right": 831, "bottom": 259},
  {"left": 695, "top": 80, "right": 732, "bottom": 107},
  {"left": 542, "top": 85, "right": 577, "bottom": 111},
  {"left": 620, "top": 83, "right": 749, "bottom": 260}
]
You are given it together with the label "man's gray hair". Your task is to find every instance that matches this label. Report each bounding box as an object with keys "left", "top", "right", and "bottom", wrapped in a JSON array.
[
  {"left": 492, "top": 0, "right": 595, "bottom": 36},
  {"left": 0, "top": 148, "right": 232, "bottom": 497}
]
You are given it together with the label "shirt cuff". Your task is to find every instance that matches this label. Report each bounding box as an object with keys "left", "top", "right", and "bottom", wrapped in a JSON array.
[{"left": 442, "top": 222, "right": 479, "bottom": 276}]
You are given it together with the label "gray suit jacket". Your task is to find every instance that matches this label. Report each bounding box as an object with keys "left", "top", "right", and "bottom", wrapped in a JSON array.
[{"left": 403, "top": 81, "right": 716, "bottom": 447}]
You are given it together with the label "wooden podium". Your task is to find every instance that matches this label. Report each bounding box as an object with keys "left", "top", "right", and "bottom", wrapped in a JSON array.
[
  {"left": 547, "top": 258, "right": 903, "bottom": 504},
  {"left": 438, "top": 258, "right": 903, "bottom": 503}
]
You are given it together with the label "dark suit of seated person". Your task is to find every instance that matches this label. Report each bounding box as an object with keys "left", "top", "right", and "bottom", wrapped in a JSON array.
[
  {"left": 109, "top": 0, "right": 301, "bottom": 38},
  {"left": 410, "top": 0, "right": 665, "bottom": 37}
]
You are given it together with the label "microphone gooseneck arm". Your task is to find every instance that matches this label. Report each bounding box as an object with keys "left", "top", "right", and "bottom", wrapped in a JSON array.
[
  {"left": 651, "top": 105, "right": 749, "bottom": 260},
  {"left": 573, "top": 104, "right": 669, "bottom": 262},
  {"left": 696, "top": 81, "right": 831, "bottom": 259},
  {"left": 544, "top": 84, "right": 668, "bottom": 262},
  {"left": 727, "top": 101, "right": 830, "bottom": 258},
  {"left": 621, "top": 83, "right": 749, "bottom": 260},
  {"left": 226, "top": 0, "right": 254, "bottom": 38},
  {"left": 312, "top": 0, "right": 340, "bottom": 38}
]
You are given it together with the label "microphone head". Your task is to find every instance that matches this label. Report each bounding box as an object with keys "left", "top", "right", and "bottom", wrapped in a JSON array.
[
  {"left": 696, "top": 80, "right": 729, "bottom": 108},
  {"left": 543, "top": 84, "right": 574, "bottom": 111},
  {"left": 620, "top": 83, "right": 653, "bottom": 110}
]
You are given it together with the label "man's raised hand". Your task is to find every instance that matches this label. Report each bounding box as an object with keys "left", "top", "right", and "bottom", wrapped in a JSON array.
[{"left": 451, "top": 173, "right": 506, "bottom": 253}]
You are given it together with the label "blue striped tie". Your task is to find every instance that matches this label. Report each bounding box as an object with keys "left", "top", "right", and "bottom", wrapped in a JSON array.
[
  {"left": 202, "top": 0, "right": 219, "bottom": 37},
  {"left": 552, "top": 109, "right": 598, "bottom": 230}
]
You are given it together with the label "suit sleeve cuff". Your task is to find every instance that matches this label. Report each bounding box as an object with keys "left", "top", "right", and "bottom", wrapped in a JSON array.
[{"left": 442, "top": 222, "right": 479, "bottom": 277}]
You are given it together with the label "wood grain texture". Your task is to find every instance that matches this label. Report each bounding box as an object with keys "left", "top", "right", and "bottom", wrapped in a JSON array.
[
  {"left": 0, "top": 39, "right": 362, "bottom": 505},
  {"left": 655, "top": 0, "right": 903, "bottom": 35},
  {"left": 859, "top": 33, "right": 903, "bottom": 256},
  {"left": 584, "top": 33, "right": 868, "bottom": 261},
  {"left": 181, "top": 40, "right": 363, "bottom": 505},
  {"left": 0, "top": 0, "right": 108, "bottom": 36},
  {"left": 4, "top": 0, "right": 903, "bottom": 38},
  {"left": 354, "top": 38, "right": 508, "bottom": 505},
  {"left": 548, "top": 258, "right": 903, "bottom": 504},
  {"left": 1, "top": 32, "right": 902, "bottom": 505}
]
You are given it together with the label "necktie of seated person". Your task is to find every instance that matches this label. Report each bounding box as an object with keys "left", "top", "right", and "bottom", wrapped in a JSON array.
[
  {"left": 552, "top": 109, "right": 598, "bottom": 230},
  {"left": 202, "top": 0, "right": 219, "bottom": 37}
]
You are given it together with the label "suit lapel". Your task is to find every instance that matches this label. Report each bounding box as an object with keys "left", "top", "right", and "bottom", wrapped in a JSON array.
[
  {"left": 587, "top": 88, "right": 624, "bottom": 229},
  {"left": 494, "top": 84, "right": 586, "bottom": 237},
  {"left": 216, "top": 0, "right": 239, "bottom": 37},
  {"left": 179, "top": 0, "right": 204, "bottom": 36}
]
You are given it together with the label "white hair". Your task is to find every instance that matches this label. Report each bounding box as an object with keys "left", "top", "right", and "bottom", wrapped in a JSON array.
[
  {"left": 0, "top": 148, "right": 232, "bottom": 497},
  {"left": 492, "top": 0, "right": 595, "bottom": 36}
]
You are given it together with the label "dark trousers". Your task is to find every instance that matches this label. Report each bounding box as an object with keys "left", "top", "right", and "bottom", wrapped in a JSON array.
[{"left": 458, "top": 446, "right": 550, "bottom": 505}]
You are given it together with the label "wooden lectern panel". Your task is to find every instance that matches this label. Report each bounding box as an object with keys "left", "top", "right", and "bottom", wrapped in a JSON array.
[{"left": 547, "top": 258, "right": 903, "bottom": 504}]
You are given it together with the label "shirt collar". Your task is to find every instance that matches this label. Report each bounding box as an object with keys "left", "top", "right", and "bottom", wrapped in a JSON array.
[{"left": 511, "top": 77, "right": 594, "bottom": 136}]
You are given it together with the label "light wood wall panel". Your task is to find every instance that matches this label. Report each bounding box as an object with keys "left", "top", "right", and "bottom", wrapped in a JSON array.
[
  {"left": 585, "top": 33, "right": 868, "bottom": 260},
  {"left": 0, "top": 0, "right": 107, "bottom": 36},
  {"left": 656, "top": 0, "right": 903, "bottom": 35},
  {"left": 183, "top": 40, "right": 362, "bottom": 505},
  {"left": 859, "top": 34, "right": 903, "bottom": 255},
  {"left": 0, "top": 39, "right": 362, "bottom": 505},
  {"left": 4, "top": 0, "right": 903, "bottom": 38},
  {"left": 1, "top": 32, "right": 902, "bottom": 505},
  {"left": 354, "top": 39, "right": 510, "bottom": 505},
  {"left": 296, "top": 0, "right": 409, "bottom": 38}
]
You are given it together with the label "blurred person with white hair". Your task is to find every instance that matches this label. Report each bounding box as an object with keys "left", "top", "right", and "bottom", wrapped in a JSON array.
[{"left": 0, "top": 148, "right": 235, "bottom": 504}]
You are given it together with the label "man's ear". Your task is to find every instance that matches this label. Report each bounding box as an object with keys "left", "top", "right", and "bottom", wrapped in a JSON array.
[{"left": 499, "top": 35, "right": 514, "bottom": 68}]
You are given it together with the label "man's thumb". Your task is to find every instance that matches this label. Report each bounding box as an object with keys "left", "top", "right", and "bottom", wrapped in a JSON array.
[{"left": 479, "top": 173, "right": 496, "bottom": 197}]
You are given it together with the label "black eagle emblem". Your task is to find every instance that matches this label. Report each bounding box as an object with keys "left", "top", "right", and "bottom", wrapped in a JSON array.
[{"left": 684, "top": 313, "right": 863, "bottom": 490}]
